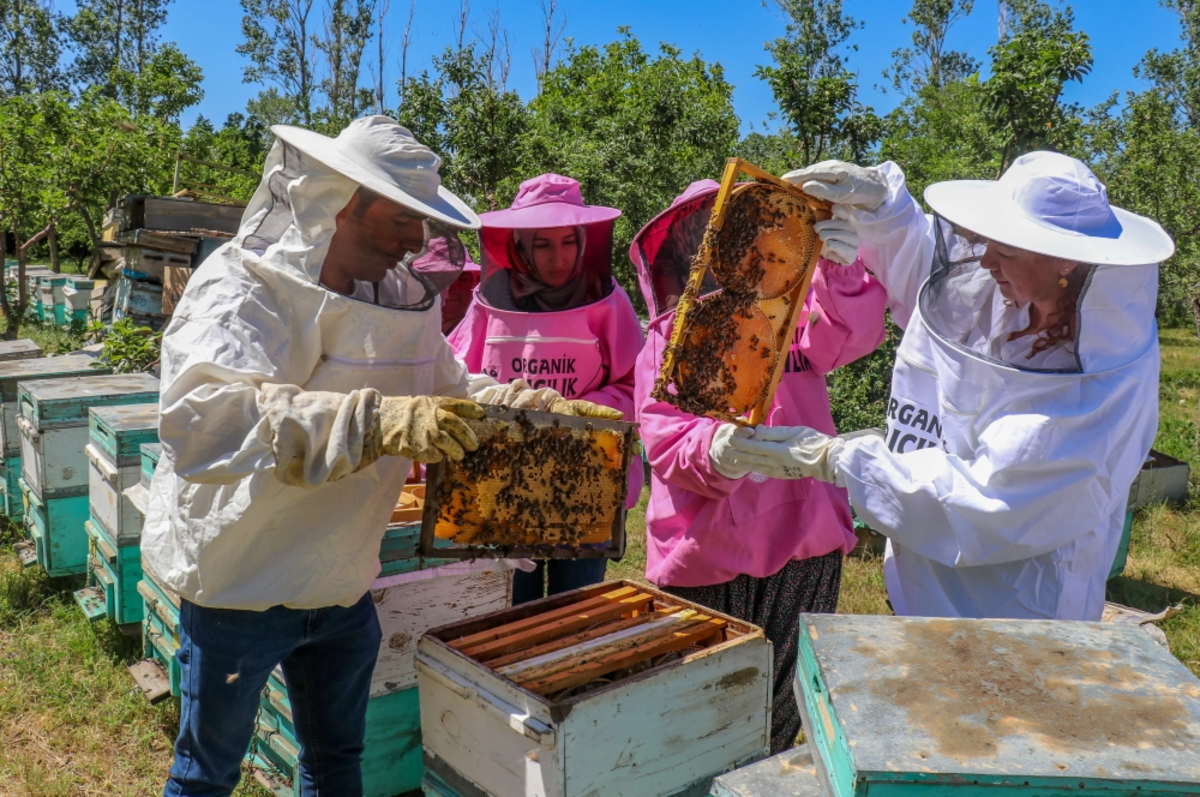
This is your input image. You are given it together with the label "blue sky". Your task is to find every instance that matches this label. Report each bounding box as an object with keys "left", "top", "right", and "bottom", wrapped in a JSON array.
[{"left": 160, "top": 0, "right": 1186, "bottom": 134}]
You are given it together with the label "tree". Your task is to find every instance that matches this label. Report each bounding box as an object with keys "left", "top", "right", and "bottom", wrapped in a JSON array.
[
  {"left": 982, "top": 1, "right": 1092, "bottom": 173},
  {"left": 0, "top": 91, "right": 173, "bottom": 336},
  {"left": 239, "top": 0, "right": 318, "bottom": 125},
  {"left": 398, "top": 40, "right": 529, "bottom": 213},
  {"left": 755, "top": 0, "right": 881, "bottom": 166},
  {"left": 67, "top": 0, "right": 203, "bottom": 119},
  {"left": 0, "top": 0, "right": 65, "bottom": 97},
  {"left": 1137, "top": 0, "right": 1200, "bottom": 128},
  {"left": 526, "top": 30, "right": 739, "bottom": 309},
  {"left": 313, "top": 0, "right": 375, "bottom": 130},
  {"left": 883, "top": 0, "right": 977, "bottom": 95}
]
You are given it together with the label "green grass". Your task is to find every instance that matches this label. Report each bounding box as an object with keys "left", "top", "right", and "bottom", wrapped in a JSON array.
[{"left": 0, "top": 329, "right": 1198, "bottom": 793}]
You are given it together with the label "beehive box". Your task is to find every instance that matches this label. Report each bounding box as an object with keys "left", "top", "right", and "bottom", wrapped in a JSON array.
[
  {"left": 0, "top": 354, "right": 110, "bottom": 461},
  {"left": 654, "top": 158, "right": 829, "bottom": 425},
  {"left": 79, "top": 518, "right": 143, "bottom": 627},
  {"left": 86, "top": 404, "right": 160, "bottom": 544},
  {"left": 18, "top": 373, "right": 159, "bottom": 500},
  {"left": 20, "top": 477, "right": 90, "bottom": 576},
  {"left": 707, "top": 745, "right": 825, "bottom": 797},
  {"left": 795, "top": 614, "right": 1200, "bottom": 797},
  {"left": 113, "top": 276, "right": 167, "bottom": 323},
  {"left": 124, "top": 248, "right": 192, "bottom": 284},
  {"left": 38, "top": 275, "right": 69, "bottom": 325},
  {"left": 18, "top": 374, "right": 158, "bottom": 575},
  {"left": 248, "top": 568, "right": 513, "bottom": 797},
  {"left": 416, "top": 580, "right": 772, "bottom": 797},
  {"left": 0, "top": 340, "right": 43, "bottom": 363},
  {"left": 74, "top": 404, "right": 161, "bottom": 626},
  {"left": 138, "top": 561, "right": 182, "bottom": 698},
  {"left": 419, "top": 406, "right": 636, "bottom": 560}
]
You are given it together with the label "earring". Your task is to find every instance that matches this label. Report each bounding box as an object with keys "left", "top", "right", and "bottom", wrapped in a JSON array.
[{"left": 1059, "top": 276, "right": 1069, "bottom": 288}]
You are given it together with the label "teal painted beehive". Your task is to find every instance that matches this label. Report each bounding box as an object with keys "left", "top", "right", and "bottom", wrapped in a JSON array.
[
  {"left": 0, "top": 354, "right": 110, "bottom": 515},
  {"left": 87, "top": 404, "right": 159, "bottom": 544},
  {"left": 139, "top": 565, "right": 181, "bottom": 696},
  {"left": 1, "top": 455, "right": 23, "bottom": 521},
  {"left": 21, "top": 477, "right": 90, "bottom": 576},
  {"left": 0, "top": 340, "right": 43, "bottom": 363},
  {"left": 38, "top": 274, "right": 69, "bottom": 325},
  {"left": 78, "top": 404, "right": 159, "bottom": 626},
  {"left": 81, "top": 519, "right": 142, "bottom": 625},
  {"left": 794, "top": 614, "right": 1200, "bottom": 797},
  {"left": 140, "top": 442, "right": 161, "bottom": 488},
  {"left": 18, "top": 374, "right": 158, "bottom": 575}
]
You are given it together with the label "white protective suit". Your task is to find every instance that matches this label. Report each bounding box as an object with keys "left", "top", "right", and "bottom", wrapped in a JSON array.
[
  {"left": 837, "top": 161, "right": 1165, "bottom": 621},
  {"left": 142, "top": 136, "right": 492, "bottom": 611}
]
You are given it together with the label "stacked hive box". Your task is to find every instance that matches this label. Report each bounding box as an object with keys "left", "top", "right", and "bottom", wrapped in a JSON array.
[
  {"left": 18, "top": 374, "right": 159, "bottom": 576},
  {"left": 74, "top": 404, "right": 160, "bottom": 628},
  {"left": 106, "top": 195, "right": 242, "bottom": 330},
  {"left": 416, "top": 581, "right": 772, "bottom": 797},
  {"left": 0, "top": 341, "right": 43, "bottom": 513},
  {"left": 124, "top": 444, "right": 185, "bottom": 699},
  {"left": 247, "top": 497, "right": 514, "bottom": 797},
  {"left": 0, "top": 354, "right": 105, "bottom": 533}
]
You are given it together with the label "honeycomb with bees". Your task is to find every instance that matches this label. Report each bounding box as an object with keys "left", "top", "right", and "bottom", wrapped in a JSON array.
[
  {"left": 654, "top": 159, "right": 830, "bottom": 424},
  {"left": 418, "top": 406, "right": 635, "bottom": 559}
]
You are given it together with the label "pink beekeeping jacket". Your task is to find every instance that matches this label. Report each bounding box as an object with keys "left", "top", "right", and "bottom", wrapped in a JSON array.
[{"left": 637, "top": 259, "right": 887, "bottom": 586}]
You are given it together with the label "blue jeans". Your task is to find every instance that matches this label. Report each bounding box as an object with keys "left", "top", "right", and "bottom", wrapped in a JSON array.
[
  {"left": 164, "top": 593, "right": 382, "bottom": 797},
  {"left": 512, "top": 558, "right": 608, "bottom": 605}
]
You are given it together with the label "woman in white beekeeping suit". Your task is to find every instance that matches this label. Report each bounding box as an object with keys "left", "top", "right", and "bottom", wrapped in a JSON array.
[{"left": 723, "top": 151, "right": 1175, "bottom": 621}]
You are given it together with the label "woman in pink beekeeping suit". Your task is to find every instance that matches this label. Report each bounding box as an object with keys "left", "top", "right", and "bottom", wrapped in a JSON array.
[
  {"left": 632, "top": 180, "right": 887, "bottom": 754},
  {"left": 450, "top": 173, "right": 645, "bottom": 604}
]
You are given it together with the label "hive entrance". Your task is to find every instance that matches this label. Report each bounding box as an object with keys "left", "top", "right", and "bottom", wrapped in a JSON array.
[
  {"left": 654, "top": 159, "right": 830, "bottom": 424},
  {"left": 418, "top": 406, "right": 635, "bottom": 559}
]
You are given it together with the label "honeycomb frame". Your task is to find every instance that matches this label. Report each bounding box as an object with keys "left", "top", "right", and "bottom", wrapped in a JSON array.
[
  {"left": 418, "top": 405, "right": 637, "bottom": 560},
  {"left": 654, "top": 157, "right": 831, "bottom": 425}
]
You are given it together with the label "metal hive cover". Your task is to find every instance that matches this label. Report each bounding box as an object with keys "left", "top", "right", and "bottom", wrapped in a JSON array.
[{"left": 795, "top": 614, "right": 1200, "bottom": 796}]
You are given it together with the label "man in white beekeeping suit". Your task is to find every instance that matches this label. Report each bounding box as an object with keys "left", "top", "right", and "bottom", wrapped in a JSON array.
[
  {"left": 142, "top": 116, "right": 618, "bottom": 797},
  {"left": 722, "top": 151, "right": 1174, "bottom": 623}
]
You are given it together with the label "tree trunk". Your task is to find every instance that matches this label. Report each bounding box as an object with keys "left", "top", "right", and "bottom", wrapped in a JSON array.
[
  {"left": 48, "top": 223, "right": 60, "bottom": 273},
  {"left": 8, "top": 224, "right": 25, "bottom": 341}
]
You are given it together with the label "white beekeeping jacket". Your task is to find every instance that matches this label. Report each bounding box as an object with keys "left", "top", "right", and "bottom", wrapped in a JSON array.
[
  {"left": 142, "top": 139, "right": 478, "bottom": 611},
  {"left": 838, "top": 161, "right": 1161, "bottom": 621}
]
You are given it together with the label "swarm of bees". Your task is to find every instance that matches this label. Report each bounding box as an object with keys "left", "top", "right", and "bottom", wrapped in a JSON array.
[
  {"left": 654, "top": 180, "right": 824, "bottom": 421},
  {"left": 431, "top": 410, "right": 631, "bottom": 556}
]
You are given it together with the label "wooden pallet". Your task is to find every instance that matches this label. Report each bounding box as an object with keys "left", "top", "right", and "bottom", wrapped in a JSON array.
[{"left": 445, "top": 584, "right": 727, "bottom": 697}]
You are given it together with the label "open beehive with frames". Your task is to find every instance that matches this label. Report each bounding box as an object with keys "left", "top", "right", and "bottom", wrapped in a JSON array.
[
  {"left": 416, "top": 580, "right": 771, "bottom": 797},
  {"left": 654, "top": 158, "right": 830, "bottom": 424},
  {"left": 417, "top": 406, "right": 636, "bottom": 560}
]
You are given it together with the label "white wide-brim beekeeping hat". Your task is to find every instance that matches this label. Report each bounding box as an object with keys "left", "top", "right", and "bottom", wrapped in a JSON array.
[
  {"left": 271, "top": 116, "right": 480, "bottom": 230},
  {"left": 925, "top": 151, "right": 1174, "bottom": 266}
]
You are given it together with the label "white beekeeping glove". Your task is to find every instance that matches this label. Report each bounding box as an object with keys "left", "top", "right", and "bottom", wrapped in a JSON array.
[{"left": 782, "top": 161, "right": 888, "bottom": 211}]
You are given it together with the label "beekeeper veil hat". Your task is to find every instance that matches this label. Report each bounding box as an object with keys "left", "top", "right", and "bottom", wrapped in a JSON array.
[{"left": 236, "top": 116, "right": 480, "bottom": 310}]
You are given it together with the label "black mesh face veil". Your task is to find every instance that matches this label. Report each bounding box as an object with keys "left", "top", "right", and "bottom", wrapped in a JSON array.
[
  {"left": 636, "top": 191, "right": 721, "bottom": 319},
  {"left": 918, "top": 214, "right": 1089, "bottom": 373}
]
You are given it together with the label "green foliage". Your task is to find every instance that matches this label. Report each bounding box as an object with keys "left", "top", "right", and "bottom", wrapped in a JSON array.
[
  {"left": 238, "top": 0, "right": 378, "bottom": 132},
  {"left": 96, "top": 317, "right": 161, "bottom": 373},
  {"left": 0, "top": 0, "right": 65, "bottom": 98},
  {"left": 755, "top": 0, "right": 881, "bottom": 165},
  {"left": 884, "top": 0, "right": 978, "bottom": 95},
  {"left": 398, "top": 42, "right": 531, "bottom": 213},
  {"left": 983, "top": 24, "right": 1092, "bottom": 172},
  {"left": 828, "top": 315, "right": 902, "bottom": 432},
  {"left": 525, "top": 30, "right": 739, "bottom": 312},
  {"left": 179, "top": 113, "right": 270, "bottom": 202},
  {"left": 67, "top": 0, "right": 204, "bottom": 120}
]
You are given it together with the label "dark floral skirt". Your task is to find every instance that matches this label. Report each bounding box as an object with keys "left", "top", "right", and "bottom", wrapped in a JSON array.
[{"left": 663, "top": 550, "right": 843, "bottom": 754}]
